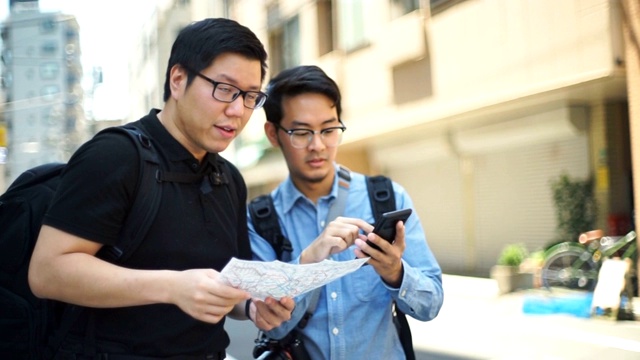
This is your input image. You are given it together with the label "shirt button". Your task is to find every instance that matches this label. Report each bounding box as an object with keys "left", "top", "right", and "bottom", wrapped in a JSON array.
[
  {"left": 331, "top": 292, "right": 338, "bottom": 300},
  {"left": 320, "top": 220, "right": 325, "bottom": 227},
  {"left": 401, "top": 289, "right": 407, "bottom": 297},
  {"left": 332, "top": 327, "right": 339, "bottom": 335}
]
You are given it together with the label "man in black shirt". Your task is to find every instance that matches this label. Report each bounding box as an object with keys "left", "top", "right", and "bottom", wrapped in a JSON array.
[{"left": 28, "top": 18, "right": 293, "bottom": 358}]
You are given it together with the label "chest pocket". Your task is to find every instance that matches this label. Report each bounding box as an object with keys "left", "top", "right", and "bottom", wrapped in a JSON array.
[{"left": 348, "top": 263, "right": 387, "bottom": 302}]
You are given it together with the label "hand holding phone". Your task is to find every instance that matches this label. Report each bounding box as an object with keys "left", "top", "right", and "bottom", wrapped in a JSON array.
[{"left": 366, "top": 208, "right": 412, "bottom": 252}]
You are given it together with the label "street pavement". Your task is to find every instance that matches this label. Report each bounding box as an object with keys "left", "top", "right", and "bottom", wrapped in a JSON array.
[{"left": 225, "top": 274, "right": 640, "bottom": 360}]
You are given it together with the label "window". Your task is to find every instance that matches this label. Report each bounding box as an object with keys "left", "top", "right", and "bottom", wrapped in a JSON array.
[
  {"left": 317, "top": 0, "right": 335, "bottom": 56},
  {"left": 2, "top": 72, "right": 12, "bottom": 88},
  {"left": 40, "top": 85, "right": 60, "bottom": 101},
  {"left": 40, "top": 62, "right": 59, "bottom": 79},
  {"left": 65, "top": 115, "right": 76, "bottom": 132},
  {"left": 2, "top": 49, "right": 12, "bottom": 65},
  {"left": 41, "top": 41, "right": 57, "bottom": 56},
  {"left": 268, "top": 15, "right": 300, "bottom": 75},
  {"left": 391, "top": 0, "right": 421, "bottom": 18},
  {"left": 66, "top": 28, "right": 78, "bottom": 41},
  {"left": 339, "top": 0, "right": 368, "bottom": 52},
  {"left": 67, "top": 74, "right": 79, "bottom": 87},
  {"left": 430, "top": 0, "right": 466, "bottom": 14},
  {"left": 41, "top": 110, "right": 56, "bottom": 125},
  {"left": 40, "top": 18, "right": 57, "bottom": 33}
]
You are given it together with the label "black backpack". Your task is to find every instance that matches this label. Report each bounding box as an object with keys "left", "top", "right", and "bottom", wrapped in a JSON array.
[
  {"left": 248, "top": 174, "right": 415, "bottom": 360},
  {"left": 0, "top": 125, "right": 164, "bottom": 360}
]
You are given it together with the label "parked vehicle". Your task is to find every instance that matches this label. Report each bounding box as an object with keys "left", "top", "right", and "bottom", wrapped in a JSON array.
[{"left": 541, "top": 230, "right": 637, "bottom": 291}]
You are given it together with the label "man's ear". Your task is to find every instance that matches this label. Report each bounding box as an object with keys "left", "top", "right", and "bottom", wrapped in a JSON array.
[
  {"left": 168, "top": 65, "right": 188, "bottom": 100},
  {"left": 264, "top": 122, "right": 280, "bottom": 147}
]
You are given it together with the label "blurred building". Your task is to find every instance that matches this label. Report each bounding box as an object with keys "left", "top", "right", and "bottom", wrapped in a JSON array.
[
  {"left": 131, "top": 0, "right": 635, "bottom": 276},
  {"left": 0, "top": 0, "right": 85, "bottom": 187},
  {"left": 128, "top": 0, "right": 229, "bottom": 121}
]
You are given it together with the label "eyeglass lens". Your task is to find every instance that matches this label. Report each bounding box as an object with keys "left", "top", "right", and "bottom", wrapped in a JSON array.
[
  {"left": 289, "top": 128, "right": 344, "bottom": 148},
  {"left": 212, "top": 83, "right": 266, "bottom": 109}
]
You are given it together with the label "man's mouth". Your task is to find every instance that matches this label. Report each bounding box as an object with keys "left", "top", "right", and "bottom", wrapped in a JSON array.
[
  {"left": 215, "top": 125, "right": 236, "bottom": 138},
  {"left": 308, "top": 157, "right": 325, "bottom": 166}
]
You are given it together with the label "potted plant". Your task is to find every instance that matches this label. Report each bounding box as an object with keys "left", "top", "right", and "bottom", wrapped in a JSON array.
[
  {"left": 519, "top": 250, "right": 545, "bottom": 288},
  {"left": 491, "top": 243, "right": 529, "bottom": 294}
]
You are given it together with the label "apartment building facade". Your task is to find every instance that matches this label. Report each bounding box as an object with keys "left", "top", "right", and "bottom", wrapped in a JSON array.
[
  {"left": 128, "top": 0, "right": 234, "bottom": 121},
  {"left": 134, "top": 0, "right": 635, "bottom": 276},
  {"left": 1, "top": 0, "right": 85, "bottom": 185},
  {"left": 232, "top": 0, "right": 634, "bottom": 276}
]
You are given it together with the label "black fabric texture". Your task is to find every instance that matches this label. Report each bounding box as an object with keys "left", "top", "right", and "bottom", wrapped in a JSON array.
[{"left": 43, "top": 110, "right": 249, "bottom": 356}]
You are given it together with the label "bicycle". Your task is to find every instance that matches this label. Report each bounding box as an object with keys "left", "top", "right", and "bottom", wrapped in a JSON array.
[{"left": 540, "top": 230, "right": 637, "bottom": 291}]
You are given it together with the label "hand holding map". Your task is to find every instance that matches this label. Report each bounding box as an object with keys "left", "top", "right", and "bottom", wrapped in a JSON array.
[{"left": 220, "top": 257, "right": 369, "bottom": 300}]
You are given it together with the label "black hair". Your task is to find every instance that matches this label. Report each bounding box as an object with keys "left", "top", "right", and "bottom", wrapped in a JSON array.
[
  {"left": 162, "top": 18, "right": 268, "bottom": 102},
  {"left": 263, "top": 65, "right": 342, "bottom": 125}
]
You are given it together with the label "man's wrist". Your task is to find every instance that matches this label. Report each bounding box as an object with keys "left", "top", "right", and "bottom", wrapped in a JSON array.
[
  {"left": 299, "top": 249, "right": 310, "bottom": 264},
  {"left": 245, "top": 299, "right": 252, "bottom": 321}
]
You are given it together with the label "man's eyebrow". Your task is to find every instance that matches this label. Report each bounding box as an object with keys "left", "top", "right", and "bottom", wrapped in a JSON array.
[
  {"left": 290, "top": 118, "right": 340, "bottom": 128},
  {"left": 216, "top": 74, "right": 262, "bottom": 91}
]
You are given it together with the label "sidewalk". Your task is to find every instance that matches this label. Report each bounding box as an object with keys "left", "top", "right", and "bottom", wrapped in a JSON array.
[
  {"left": 227, "top": 274, "right": 640, "bottom": 360},
  {"left": 409, "top": 274, "right": 640, "bottom": 359}
]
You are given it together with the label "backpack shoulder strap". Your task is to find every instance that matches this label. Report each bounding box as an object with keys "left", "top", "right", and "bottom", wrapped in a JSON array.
[
  {"left": 216, "top": 159, "right": 240, "bottom": 212},
  {"left": 249, "top": 194, "right": 292, "bottom": 261},
  {"left": 95, "top": 125, "right": 162, "bottom": 263},
  {"left": 366, "top": 175, "right": 396, "bottom": 219},
  {"left": 365, "top": 174, "right": 415, "bottom": 360}
]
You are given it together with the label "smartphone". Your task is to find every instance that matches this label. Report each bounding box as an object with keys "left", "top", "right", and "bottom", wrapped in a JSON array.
[{"left": 366, "top": 208, "right": 413, "bottom": 251}]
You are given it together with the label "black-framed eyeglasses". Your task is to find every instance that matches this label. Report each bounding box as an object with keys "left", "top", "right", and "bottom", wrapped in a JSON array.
[
  {"left": 182, "top": 65, "right": 267, "bottom": 109},
  {"left": 275, "top": 120, "right": 347, "bottom": 149}
]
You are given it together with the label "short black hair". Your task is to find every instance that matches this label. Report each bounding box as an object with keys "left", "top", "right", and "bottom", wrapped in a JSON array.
[
  {"left": 263, "top": 65, "right": 342, "bottom": 125},
  {"left": 162, "top": 18, "right": 267, "bottom": 102}
]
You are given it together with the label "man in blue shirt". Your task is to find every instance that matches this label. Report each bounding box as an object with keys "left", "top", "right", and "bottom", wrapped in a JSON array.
[{"left": 248, "top": 65, "right": 444, "bottom": 359}]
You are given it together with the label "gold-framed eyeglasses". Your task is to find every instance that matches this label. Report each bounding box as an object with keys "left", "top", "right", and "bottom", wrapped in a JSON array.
[
  {"left": 275, "top": 121, "right": 346, "bottom": 149},
  {"left": 182, "top": 65, "right": 268, "bottom": 109}
]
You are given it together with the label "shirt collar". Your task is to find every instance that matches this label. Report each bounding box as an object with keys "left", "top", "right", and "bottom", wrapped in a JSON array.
[
  {"left": 143, "top": 109, "right": 220, "bottom": 171},
  {"left": 279, "top": 163, "right": 341, "bottom": 214}
]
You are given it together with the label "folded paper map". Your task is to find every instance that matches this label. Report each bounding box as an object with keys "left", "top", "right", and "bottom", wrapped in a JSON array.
[{"left": 220, "top": 257, "right": 369, "bottom": 300}]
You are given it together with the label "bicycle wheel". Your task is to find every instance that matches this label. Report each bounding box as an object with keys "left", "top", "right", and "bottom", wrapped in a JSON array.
[{"left": 541, "top": 248, "right": 599, "bottom": 290}]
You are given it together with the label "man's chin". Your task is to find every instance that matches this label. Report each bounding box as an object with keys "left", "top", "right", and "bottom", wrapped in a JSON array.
[
  {"left": 302, "top": 166, "right": 331, "bottom": 184},
  {"left": 205, "top": 139, "right": 233, "bottom": 154},
  {"left": 305, "top": 175, "right": 326, "bottom": 184}
]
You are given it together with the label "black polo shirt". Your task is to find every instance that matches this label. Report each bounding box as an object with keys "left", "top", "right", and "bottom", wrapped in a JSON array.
[{"left": 44, "top": 109, "right": 250, "bottom": 356}]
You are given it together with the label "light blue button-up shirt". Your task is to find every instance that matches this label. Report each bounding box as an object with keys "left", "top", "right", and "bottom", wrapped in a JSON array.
[{"left": 248, "top": 164, "right": 444, "bottom": 360}]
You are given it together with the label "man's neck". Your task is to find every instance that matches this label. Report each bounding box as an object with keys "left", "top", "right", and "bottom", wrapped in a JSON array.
[
  {"left": 292, "top": 169, "right": 336, "bottom": 204},
  {"left": 156, "top": 104, "right": 207, "bottom": 162}
]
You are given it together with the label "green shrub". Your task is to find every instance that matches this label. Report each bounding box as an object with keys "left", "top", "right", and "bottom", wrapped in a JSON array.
[
  {"left": 550, "top": 174, "right": 596, "bottom": 244},
  {"left": 497, "top": 243, "right": 528, "bottom": 266}
]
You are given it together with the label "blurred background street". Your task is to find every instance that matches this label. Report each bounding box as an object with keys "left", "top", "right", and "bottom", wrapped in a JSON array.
[
  {"left": 0, "top": 0, "right": 639, "bottom": 358},
  {"left": 1, "top": 0, "right": 638, "bottom": 283}
]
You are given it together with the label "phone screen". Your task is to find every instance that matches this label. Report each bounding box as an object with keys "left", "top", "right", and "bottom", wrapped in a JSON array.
[{"left": 367, "top": 208, "right": 412, "bottom": 251}]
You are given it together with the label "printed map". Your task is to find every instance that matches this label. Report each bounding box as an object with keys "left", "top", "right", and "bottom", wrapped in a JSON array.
[{"left": 220, "top": 257, "right": 369, "bottom": 300}]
